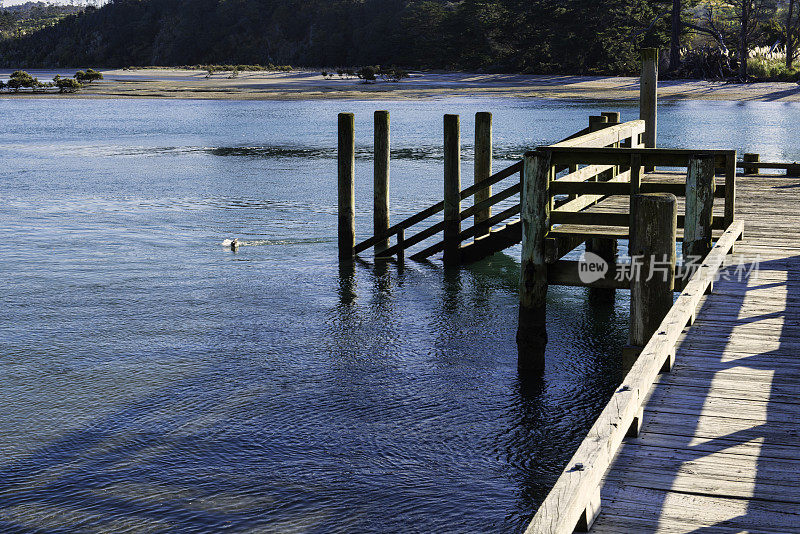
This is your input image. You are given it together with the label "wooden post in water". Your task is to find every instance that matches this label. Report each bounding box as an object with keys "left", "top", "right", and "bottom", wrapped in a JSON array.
[
  {"left": 624, "top": 193, "right": 677, "bottom": 371},
  {"left": 517, "top": 150, "right": 551, "bottom": 373},
  {"left": 743, "top": 153, "right": 760, "bottom": 175},
  {"left": 684, "top": 155, "right": 715, "bottom": 261},
  {"left": 374, "top": 110, "right": 390, "bottom": 255},
  {"left": 640, "top": 48, "right": 658, "bottom": 172},
  {"left": 338, "top": 112, "right": 355, "bottom": 262},
  {"left": 474, "top": 112, "right": 492, "bottom": 237},
  {"left": 443, "top": 114, "right": 461, "bottom": 266}
]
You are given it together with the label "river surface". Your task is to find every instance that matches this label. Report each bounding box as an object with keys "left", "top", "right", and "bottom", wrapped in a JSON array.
[{"left": 1, "top": 97, "right": 799, "bottom": 533}]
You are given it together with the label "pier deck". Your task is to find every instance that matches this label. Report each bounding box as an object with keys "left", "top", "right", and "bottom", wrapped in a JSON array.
[{"left": 587, "top": 172, "right": 800, "bottom": 532}]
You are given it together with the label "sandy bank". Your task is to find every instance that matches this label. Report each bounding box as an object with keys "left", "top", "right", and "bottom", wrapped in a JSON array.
[{"left": 2, "top": 68, "right": 800, "bottom": 101}]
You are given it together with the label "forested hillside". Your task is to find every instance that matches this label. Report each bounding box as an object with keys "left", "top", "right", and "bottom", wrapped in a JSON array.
[
  {"left": 0, "top": 0, "right": 669, "bottom": 73},
  {"left": 1, "top": 0, "right": 796, "bottom": 78}
]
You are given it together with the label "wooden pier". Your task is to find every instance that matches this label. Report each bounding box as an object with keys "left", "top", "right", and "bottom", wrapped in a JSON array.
[
  {"left": 526, "top": 169, "right": 800, "bottom": 534},
  {"left": 336, "top": 48, "right": 800, "bottom": 532}
]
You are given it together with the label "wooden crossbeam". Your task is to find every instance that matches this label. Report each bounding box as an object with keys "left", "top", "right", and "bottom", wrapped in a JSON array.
[{"left": 545, "top": 147, "right": 736, "bottom": 168}]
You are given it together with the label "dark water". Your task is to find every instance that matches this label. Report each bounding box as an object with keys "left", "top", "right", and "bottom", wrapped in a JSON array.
[{"left": 1, "top": 97, "right": 799, "bottom": 533}]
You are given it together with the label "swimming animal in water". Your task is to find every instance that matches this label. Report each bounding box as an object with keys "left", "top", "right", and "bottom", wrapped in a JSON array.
[{"left": 230, "top": 238, "right": 239, "bottom": 251}]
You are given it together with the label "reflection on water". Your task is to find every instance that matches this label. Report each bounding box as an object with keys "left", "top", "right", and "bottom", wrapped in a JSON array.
[{"left": 1, "top": 97, "right": 799, "bottom": 532}]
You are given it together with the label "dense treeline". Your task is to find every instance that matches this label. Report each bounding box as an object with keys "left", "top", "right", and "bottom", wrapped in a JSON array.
[
  {"left": 0, "top": 0, "right": 669, "bottom": 73},
  {"left": 1, "top": 0, "right": 797, "bottom": 78}
]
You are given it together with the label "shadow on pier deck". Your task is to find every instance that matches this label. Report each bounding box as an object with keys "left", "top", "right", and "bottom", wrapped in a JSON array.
[{"left": 586, "top": 174, "right": 800, "bottom": 533}]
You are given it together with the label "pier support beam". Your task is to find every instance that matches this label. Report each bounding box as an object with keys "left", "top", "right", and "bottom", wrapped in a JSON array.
[
  {"left": 338, "top": 112, "right": 355, "bottom": 262},
  {"left": 474, "top": 112, "right": 492, "bottom": 237},
  {"left": 518, "top": 150, "right": 551, "bottom": 373},
  {"left": 374, "top": 110, "right": 390, "bottom": 255},
  {"left": 684, "top": 155, "right": 715, "bottom": 261},
  {"left": 624, "top": 193, "right": 676, "bottom": 371},
  {"left": 444, "top": 114, "right": 461, "bottom": 266},
  {"left": 640, "top": 48, "right": 658, "bottom": 152}
]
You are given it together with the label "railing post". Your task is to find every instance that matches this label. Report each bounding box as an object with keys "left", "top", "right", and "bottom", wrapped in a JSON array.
[
  {"left": 374, "top": 110, "right": 390, "bottom": 255},
  {"left": 397, "top": 228, "right": 405, "bottom": 262},
  {"left": 587, "top": 114, "right": 617, "bottom": 300},
  {"left": 684, "top": 155, "right": 715, "bottom": 261},
  {"left": 338, "top": 112, "right": 355, "bottom": 262},
  {"left": 743, "top": 152, "right": 759, "bottom": 175},
  {"left": 474, "top": 112, "right": 492, "bottom": 237},
  {"left": 624, "top": 193, "right": 677, "bottom": 371},
  {"left": 601, "top": 111, "right": 621, "bottom": 178},
  {"left": 443, "top": 114, "right": 461, "bottom": 266},
  {"left": 518, "top": 150, "right": 551, "bottom": 373},
  {"left": 725, "top": 151, "right": 737, "bottom": 227},
  {"left": 628, "top": 154, "right": 643, "bottom": 243},
  {"left": 640, "top": 48, "right": 658, "bottom": 152},
  {"left": 601, "top": 111, "right": 620, "bottom": 124}
]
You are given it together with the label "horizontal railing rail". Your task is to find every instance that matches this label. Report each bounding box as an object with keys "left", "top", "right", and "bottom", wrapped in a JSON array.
[{"left": 545, "top": 146, "right": 735, "bottom": 168}]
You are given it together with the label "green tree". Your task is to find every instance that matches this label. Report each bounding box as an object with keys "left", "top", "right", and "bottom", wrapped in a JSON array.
[{"left": 53, "top": 74, "right": 82, "bottom": 92}]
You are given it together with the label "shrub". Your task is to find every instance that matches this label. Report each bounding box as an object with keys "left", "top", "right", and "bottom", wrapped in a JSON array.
[
  {"left": 75, "top": 69, "right": 103, "bottom": 83},
  {"left": 8, "top": 70, "right": 37, "bottom": 91},
  {"left": 54, "top": 75, "right": 82, "bottom": 93},
  {"left": 379, "top": 67, "right": 409, "bottom": 82},
  {"left": 357, "top": 65, "right": 377, "bottom": 82}
]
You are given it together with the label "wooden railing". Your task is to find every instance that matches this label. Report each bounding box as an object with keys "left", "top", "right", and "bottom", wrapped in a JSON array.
[
  {"left": 520, "top": 143, "right": 742, "bottom": 533},
  {"left": 351, "top": 118, "right": 647, "bottom": 263},
  {"left": 544, "top": 146, "right": 737, "bottom": 229}
]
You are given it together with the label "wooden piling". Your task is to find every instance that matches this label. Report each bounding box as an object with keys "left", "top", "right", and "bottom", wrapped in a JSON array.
[
  {"left": 474, "top": 112, "right": 492, "bottom": 237},
  {"left": 640, "top": 48, "right": 658, "bottom": 152},
  {"left": 517, "top": 150, "right": 551, "bottom": 373},
  {"left": 625, "top": 193, "right": 677, "bottom": 370},
  {"left": 443, "top": 114, "right": 461, "bottom": 266},
  {"left": 374, "top": 111, "right": 390, "bottom": 254},
  {"left": 338, "top": 112, "right": 355, "bottom": 262},
  {"left": 684, "top": 155, "right": 715, "bottom": 260},
  {"left": 743, "top": 153, "right": 760, "bottom": 175}
]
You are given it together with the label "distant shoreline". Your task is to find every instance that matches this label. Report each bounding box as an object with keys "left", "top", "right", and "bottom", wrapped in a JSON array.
[{"left": 2, "top": 68, "right": 800, "bottom": 102}]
